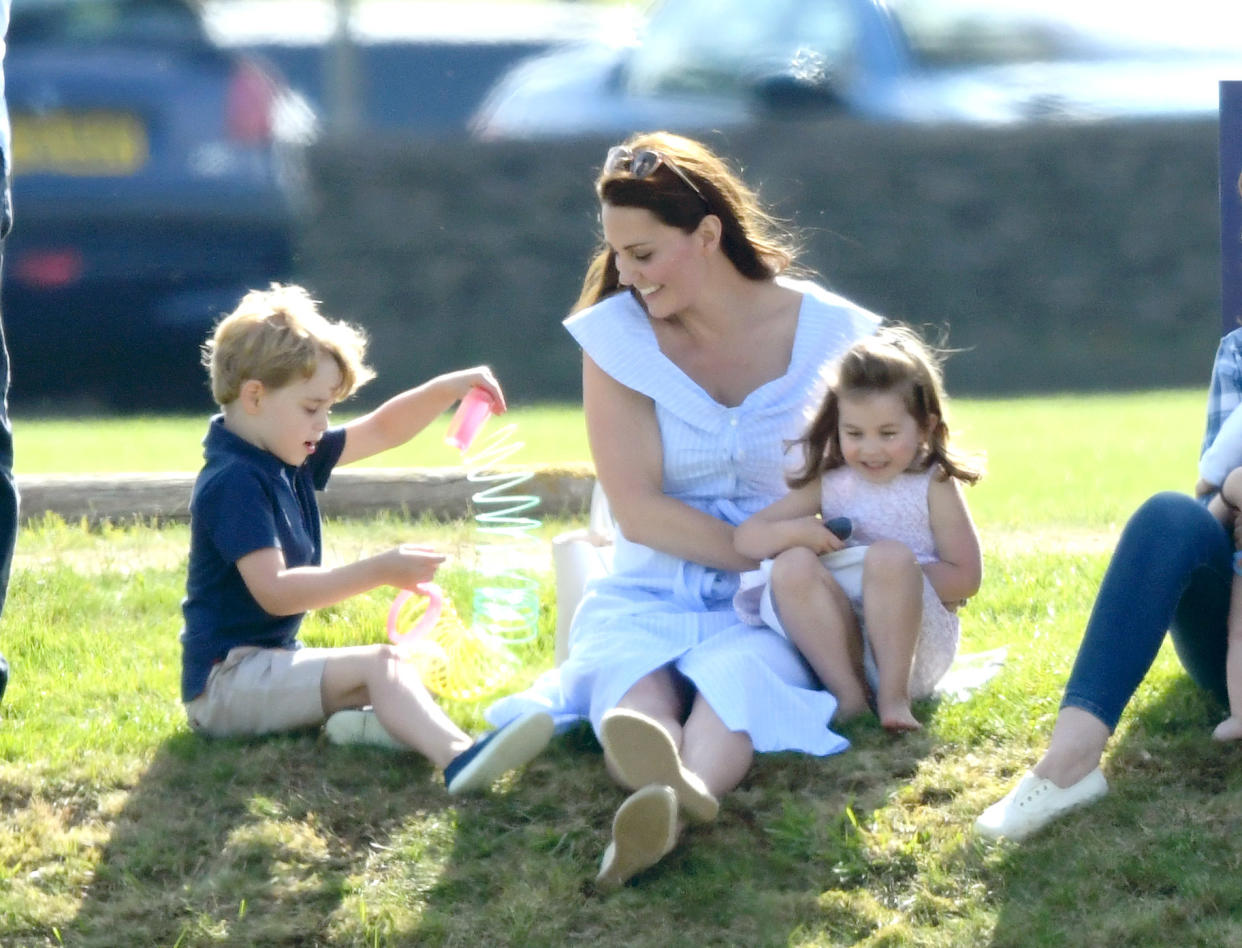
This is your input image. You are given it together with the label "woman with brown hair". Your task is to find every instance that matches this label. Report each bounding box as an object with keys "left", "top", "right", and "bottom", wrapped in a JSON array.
[{"left": 488, "top": 131, "right": 881, "bottom": 886}]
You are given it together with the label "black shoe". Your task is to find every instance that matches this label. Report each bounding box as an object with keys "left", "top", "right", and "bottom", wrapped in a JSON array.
[{"left": 0, "top": 654, "right": 7, "bottom": 703}]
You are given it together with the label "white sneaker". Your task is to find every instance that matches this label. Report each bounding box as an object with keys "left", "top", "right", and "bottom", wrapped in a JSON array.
[
  {"left": 596, "top": 784, "right": 679, "bottom": 889},
  {"left": 323, "top": 709, "right": 405, "bottom": 751},
  {"left": 599, "top": 708, "right": 719, "bottom": 823},
  {"left": 975, "top": 768, "right": 1108, "bottom": 841}
]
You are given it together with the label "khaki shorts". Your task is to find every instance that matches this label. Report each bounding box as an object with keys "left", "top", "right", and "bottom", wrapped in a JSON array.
[{"left": 185, "top": 645, "right": 329, "bottom": 738}]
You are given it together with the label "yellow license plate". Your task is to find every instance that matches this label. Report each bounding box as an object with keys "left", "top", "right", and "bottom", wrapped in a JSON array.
[{"left": 12, "top": 111, "right": 148, "bottom": 177}]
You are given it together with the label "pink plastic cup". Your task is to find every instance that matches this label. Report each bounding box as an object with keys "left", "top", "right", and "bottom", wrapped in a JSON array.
[{"left": 445, "top": 387, "right": 494, "bottom": 451}]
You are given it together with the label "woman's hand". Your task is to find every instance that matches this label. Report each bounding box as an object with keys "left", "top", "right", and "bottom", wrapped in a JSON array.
[
  {"left": 733, "top": 482, "right": 826, "bottom": 560},
  {"left": 737, "top": 515, "right": 843, "bottom": 559}
]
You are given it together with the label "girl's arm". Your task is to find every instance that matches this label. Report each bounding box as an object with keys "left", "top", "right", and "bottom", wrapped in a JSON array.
[
  {"left": 923, "top": 471, "right": 982, "bottom": 605},
  {"left": 337, "top": 366, "right": 505, "bottom": 467},
  {"left": 236, "top": 544, "right": 445, "bottom": 616},
  {"left": 583, "top": 355, "right": 754, "bottom": 572},
  {"left": 733, "top": 481, "right": 841, "bottom": 560}
]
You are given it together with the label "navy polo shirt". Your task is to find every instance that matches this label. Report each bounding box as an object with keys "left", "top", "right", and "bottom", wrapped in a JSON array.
[{"left": 179, "top": 415, "right": 347, "bottom": 701}]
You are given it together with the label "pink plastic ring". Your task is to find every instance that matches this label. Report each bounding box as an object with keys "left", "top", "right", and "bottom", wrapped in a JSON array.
[{"left": 387, "top": 582, "right": 444, "bottom": 646}]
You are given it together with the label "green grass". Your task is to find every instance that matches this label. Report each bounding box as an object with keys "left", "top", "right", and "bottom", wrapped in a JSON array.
[
  {"left": 11, "top": 402, "right": 591, "bottom": 474},
  {"left": 959, "top": 389, "right": 1202, "bottom": 533},
  {"left": 2, "top": 388, "right": 1237, "bottom": 947}
]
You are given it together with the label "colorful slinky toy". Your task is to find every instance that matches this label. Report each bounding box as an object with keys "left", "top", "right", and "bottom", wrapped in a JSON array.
[
  {"left": 386, "top": 582, "right": 518, "bottom": 701},
  {"left": 385, "top": 388, "right": 542, "bottom": 700}
]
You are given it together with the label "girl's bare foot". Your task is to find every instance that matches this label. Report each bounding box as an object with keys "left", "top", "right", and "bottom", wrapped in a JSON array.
[
  {"left": 831, "top": 694, "right": 870, "bottom": 724},
  {"left": 828, "top": 677, "right": 871, "bottom": 726},
  {"left": 877, "top": 699, "right": 922, "bottom": 733},
  {"left": 1212, "top": 715, "right": 1242, "bottom": 742}
]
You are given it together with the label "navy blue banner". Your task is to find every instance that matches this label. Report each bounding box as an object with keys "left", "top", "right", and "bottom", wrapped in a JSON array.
[{"left": 1222, "top": 81, "right": 1242, "bottom": 335}]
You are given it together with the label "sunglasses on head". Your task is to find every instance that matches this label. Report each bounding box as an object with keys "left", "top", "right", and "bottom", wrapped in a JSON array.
[{"left": 603, "top": 146, "right": 708, "bottom": 207}]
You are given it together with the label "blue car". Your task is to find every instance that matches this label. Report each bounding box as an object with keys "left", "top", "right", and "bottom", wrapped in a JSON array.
[
  {"left": 470, "top": 0, "right": 1242, "bottom": 139},
  {"left": 5, "top": 0, "right": 315, "bottom": 407}
]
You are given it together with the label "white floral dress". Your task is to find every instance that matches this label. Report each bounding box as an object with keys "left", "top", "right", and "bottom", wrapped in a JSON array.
[{"left": 735, "top": 466, "right": 960, "bottom": 699}]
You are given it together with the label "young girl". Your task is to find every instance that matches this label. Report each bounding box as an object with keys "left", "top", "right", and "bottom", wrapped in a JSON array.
[{"left": 734, "top": 326, "right": 983, "bottom": 732}]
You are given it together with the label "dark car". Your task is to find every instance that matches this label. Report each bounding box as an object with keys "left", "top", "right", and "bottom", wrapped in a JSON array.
[
  {"left": 5, "top": 0, "right": 316, "bottom": 408},
  {"left": 470, "top": 0, "right": 1242, "bottom": 139}
]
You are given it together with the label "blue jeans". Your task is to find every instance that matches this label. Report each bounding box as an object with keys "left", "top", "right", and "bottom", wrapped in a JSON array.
[
  {"left": 1062, "top": 492, "right": 1232, "bottom": 730},
  {"left": 0, "top": 282, "right": 14, "bottom": 619},
  {"left": 0, "top": 156, "right": 13, "bottom": 695}
]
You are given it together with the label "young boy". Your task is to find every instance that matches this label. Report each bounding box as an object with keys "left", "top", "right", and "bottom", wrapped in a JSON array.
[{"left": 180, "top": 283, "right": 552, "bottom": 792}]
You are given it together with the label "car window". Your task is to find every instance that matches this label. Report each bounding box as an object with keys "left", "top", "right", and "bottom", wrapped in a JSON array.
[
  {"left": 627, "top": 0, "right": 859, "bottom": 96},
  {"left": 10, "top": 0, "right": 206, "bottom": 46},
  {"left": 888, "top": 0, "right": 1242, "bottom": 69}
]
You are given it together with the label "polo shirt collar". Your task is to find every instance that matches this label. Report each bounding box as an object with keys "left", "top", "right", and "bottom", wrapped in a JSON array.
[{"left": 202, "top": 413, "right": 291, "bottom": 476}]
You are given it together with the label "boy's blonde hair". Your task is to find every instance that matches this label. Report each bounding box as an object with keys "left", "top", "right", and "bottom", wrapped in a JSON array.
[{"left": 203, "top": 284, "right": 375, "bottom": 406}]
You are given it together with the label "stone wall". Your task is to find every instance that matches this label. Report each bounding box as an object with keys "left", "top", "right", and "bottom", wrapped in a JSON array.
[{"left": 296, "top": 118, "right": 1223, "bottom": 408}]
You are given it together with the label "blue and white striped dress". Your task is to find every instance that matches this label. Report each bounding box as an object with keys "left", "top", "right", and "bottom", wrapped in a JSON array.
[{"left": 486, "top": 278, "right": 879, "bottom": 756}]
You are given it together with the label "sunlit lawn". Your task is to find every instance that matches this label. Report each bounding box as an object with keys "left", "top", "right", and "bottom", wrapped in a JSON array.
[
  {"left": 13, "top": 389, "right": 1201, "bottom": 533},
  {"left": 11, "top": 402, "right": 592, "bottom": 474},
  {"left": 3, "top": 388, "right": 1238, "bottom": 947}
]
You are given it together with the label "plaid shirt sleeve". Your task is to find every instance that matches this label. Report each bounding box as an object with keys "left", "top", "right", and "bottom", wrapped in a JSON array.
[{"left": 1202, "top": 329, "right": 1242, "bottom": 457}]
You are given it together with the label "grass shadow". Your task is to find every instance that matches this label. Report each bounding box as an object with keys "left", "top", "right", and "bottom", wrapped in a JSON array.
[
  {"left": 410, "top": 706, "right": 941, "bottom": 947},
  {"left": 984, "top": 675, "right": 1242, "bottom": 947},
  {"left": 66, "top": 727, "right": 456, "bottom": 946},
  {"left": 45, "top": 656, "right": 943, "bottom": 945}
]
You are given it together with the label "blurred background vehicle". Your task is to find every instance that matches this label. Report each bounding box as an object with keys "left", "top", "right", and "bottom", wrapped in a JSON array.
[
  {"left": 470, "top": 0, "right": 1242, "bottom": 139},
  {"left": 5, "top": 0, "right": 316, "bottom": 409},
  {"left": 207, "top": 0, "right": 632, "bottom": 138}
]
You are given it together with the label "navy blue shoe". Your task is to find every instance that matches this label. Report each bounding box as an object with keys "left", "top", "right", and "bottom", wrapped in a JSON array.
[
  {"left": 0, "top": 654, "right": 7, "bottom": 704},
  {"left": 444, "top": 710, "right": 554, "bottom": 795}
]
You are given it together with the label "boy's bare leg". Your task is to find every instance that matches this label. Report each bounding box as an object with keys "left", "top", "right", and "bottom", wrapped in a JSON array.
[{"left": 321, "top": 644, "right": 470, "bottom": 768}]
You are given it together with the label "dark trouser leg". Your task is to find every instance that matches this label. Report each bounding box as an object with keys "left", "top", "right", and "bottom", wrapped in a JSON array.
[
  {"left": 1061, "top": 492, "right": 1231, "bottom": 731},
  {"left": 0, "top": 149, "right": 13, "bottom": 701},
  {"left": 0, "top": 240, "right": 14, "bottom": 701}
]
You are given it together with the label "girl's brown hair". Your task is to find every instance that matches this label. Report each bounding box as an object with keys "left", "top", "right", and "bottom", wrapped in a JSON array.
[
  {"left": 573, "top": 131, "right": 804, "bottom": 312},
  {"left": 788, "top": 325, "right": 983, "bottom": 489}
]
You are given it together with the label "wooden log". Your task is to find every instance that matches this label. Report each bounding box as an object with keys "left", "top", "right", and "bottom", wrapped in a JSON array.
[{"left": 16, "top": 464, "right": 597, "bottom": 525}]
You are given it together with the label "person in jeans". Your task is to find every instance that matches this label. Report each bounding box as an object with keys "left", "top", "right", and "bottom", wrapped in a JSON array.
[
  {"left": 0, "top": 0, "right": 16, "bottom": 702},
  {"left": 976, "top": 330, "right": 1239, "bottom": 840}
]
